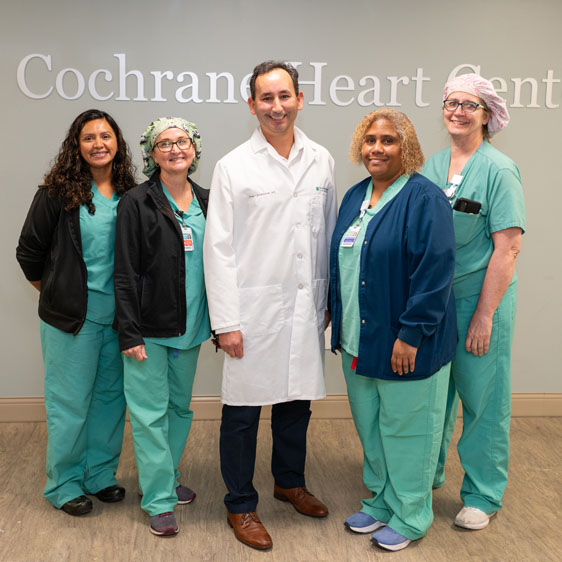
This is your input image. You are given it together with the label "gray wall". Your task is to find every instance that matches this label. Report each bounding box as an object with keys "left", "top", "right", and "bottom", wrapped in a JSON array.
[{"left": 2, "top": 0, "right": 560, "bottom": 396}]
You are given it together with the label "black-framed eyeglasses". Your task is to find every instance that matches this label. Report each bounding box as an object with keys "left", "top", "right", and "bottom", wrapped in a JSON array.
[
  {"left": 443, "top": 100, "right": 488, "bottom": 114},
  {"left": 154, "top": 137, "right": 193, "bottom": 152}
]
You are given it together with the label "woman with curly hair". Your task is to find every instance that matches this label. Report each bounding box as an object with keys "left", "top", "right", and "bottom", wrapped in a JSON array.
[
  {"left": 17, "top": 109, "right": 136, "bottom": 517},
  {"left": 329, "top": 109, "right": 457, "bottom": 551}
]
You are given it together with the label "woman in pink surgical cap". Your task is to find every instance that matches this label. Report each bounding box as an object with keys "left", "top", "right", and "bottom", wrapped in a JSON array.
[{"left": 423, "top": 73, "right": 526, "bottom": 530}]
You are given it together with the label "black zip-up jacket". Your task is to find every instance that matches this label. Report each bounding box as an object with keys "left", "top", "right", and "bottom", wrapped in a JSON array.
[
  {"left": 113, "top": 170, "right": 209, "bottom": 351},
  {"left": 16, "top": 188, "right": 88, "bottom": 334}
]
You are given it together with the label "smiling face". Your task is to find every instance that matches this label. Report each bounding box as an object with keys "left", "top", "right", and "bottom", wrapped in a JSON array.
[
  {"left": 79, "top": 119, "right": 118, "bottom": 172},
  {"left": 361, "top": 119, "right": 403, "bottom": 185},
  {"left": 150, "top": 127, "right": 195, "bottom": 177},
  {"left": 247, "top": 68, "right": 304, "bottom": 141},
  {"left": 443, "top": 91, "right": 490, "bottom": 140}
]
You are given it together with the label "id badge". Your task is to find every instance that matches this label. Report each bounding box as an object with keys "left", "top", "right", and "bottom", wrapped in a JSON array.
[
  {"left": 342, "top": 225, "right": 360, "bottom": 248},
  {"left": 444, "top": 174, "right": 463, "bottom": 200},
  {"left": 182, "top": 225, "right": 193, "bottom": 252}
]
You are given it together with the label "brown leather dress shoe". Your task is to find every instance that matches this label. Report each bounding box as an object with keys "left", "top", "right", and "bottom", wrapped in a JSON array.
[
  {"left": 273, "top": 485, "right": 329, "bottom": 517},
  {"left": 227, "top": 511, "right": 273, "bottom": 550}
]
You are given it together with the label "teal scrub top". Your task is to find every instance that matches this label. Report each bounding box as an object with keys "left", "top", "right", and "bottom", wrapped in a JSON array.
[
  {"left": 144, "top": 184, "right": 211, "bottom": 350},
  {"left": 338, "top": 175, "right": 409, "bottom": 356},
  {"left": 423, "top": 141, "right": 526, "bottom": 299},
  {"left": 79, "top": 183, "right": 119, "bottom": 325}
]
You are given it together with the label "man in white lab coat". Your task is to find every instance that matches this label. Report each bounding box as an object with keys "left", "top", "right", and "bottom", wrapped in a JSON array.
[{"left": 203, "top": 60, "right": 337, "bottom": 550}]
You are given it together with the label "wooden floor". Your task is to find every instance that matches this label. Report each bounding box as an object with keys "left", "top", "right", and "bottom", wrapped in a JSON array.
[{"left": 0, "top": 417, "right": 560, "bottom": 562}]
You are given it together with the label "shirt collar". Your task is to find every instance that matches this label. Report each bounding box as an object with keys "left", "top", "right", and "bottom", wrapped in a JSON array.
[{"left": 250, "top": 126, "right": 306, "bottom": 161}]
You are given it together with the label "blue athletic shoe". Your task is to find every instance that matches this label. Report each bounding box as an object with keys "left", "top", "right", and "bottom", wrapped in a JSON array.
[
  {"left": 344, "top": 511, "right": 386, "bottom": 534},
  {"left": 371, "top": 526, "right": 412, "bottom": 551}
]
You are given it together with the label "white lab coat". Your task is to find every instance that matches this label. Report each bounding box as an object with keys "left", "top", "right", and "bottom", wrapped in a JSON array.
[{"left": 203, "top": 127, "right": 337, "bottom": 406}]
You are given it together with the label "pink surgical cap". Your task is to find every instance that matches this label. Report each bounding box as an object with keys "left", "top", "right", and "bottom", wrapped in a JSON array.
[{"left": 443, "top": 73, "right": 510, "bottom": 136}]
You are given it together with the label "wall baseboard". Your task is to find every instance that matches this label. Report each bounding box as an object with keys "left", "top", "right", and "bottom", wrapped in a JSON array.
[{"left": 1, "top": 393, "right": 561, "bottom": 422}]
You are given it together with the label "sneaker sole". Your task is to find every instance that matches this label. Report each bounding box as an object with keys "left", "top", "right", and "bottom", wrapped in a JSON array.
[
  {"left": 149, "top": 525, "right": 179, "bottom": 537},
  {"left": 371, "top": 537, "right": 411, "bottom": 551},
  {"left": 177, "top": 491, "right": 196, "bottom": 505},
  {"left": 344, "top": 520, "right": 386, "bottom": 534},
  {"left": 454, "top": 511, "right": 496, "bottom": 530}
]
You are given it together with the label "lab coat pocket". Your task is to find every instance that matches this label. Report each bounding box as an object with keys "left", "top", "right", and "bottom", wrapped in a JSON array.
[
  {"left": 239, "top": 284, "right": 285, "bottom": 336},
  {"left": 452, "top": 210, "right": 482, "bottom": 248},
  {"left": 313, "top": 279, "right": 328, "bottom": 326},
  {"left": 308, "top": 194, "right": 325, "bottom": 233}
]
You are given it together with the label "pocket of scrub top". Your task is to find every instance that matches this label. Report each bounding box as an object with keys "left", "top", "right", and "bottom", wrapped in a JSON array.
[
  {"left": 239, "top": 284, "right": 285, "bottom": 337},
  {"left": 308, "top": 193, "right": 325, "bottom": 233},
  {"left": 452, "top": 210, "right": 483, "bottom": 247}
]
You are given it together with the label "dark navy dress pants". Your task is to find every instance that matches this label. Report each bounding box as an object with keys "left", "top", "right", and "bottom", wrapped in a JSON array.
[{"left": 220, "top": 400, "right": 312, "bottom": 513}]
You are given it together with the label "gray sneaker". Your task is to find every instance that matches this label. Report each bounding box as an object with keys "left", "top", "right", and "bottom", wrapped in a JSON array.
[
  {"left": 149, "top": 512, "right": 179, "bottom": 536},
  {"left": 176, "top": 485, "right": 196, "bottom": 505}
]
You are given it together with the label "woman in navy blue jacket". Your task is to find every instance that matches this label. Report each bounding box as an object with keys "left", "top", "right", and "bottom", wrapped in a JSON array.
[{"left": 330, "top": 109, "right": 456, "bottom": 551}]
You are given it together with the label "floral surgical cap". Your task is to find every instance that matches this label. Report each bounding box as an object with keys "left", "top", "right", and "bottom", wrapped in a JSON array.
[
  {"left": 443, "top": 73, "right": 510, "bottom": 136},
  {"left": 140, "top": 117, "right": 202, "bottom": 177}
]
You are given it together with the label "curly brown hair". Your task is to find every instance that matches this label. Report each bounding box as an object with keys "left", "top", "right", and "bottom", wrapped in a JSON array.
[
  {"left": 41, "top": 109, "right": 136, "bottom": 213},
  {"left": 349, "top": 109, "right": 424, "bottom": 175}
]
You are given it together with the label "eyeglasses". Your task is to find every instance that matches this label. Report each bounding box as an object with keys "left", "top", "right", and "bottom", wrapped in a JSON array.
[
  {"left": 443, "top": 100, "right": 487, "bottom": 113},
  {"left": 154, "top": 137, "right": 192, "bottom": 152}
]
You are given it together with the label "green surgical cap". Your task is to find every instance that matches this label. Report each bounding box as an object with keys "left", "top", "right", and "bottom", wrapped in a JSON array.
[{"left": 140, "top": 117, "right": 202, "bottom": 177}]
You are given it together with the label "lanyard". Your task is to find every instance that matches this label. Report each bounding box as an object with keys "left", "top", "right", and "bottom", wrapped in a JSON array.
[
  {"left": 357, "top": 200, "right": 370, "bottom": 224},
  {"left": 342, "top": 200, "right": 370, "bottom": 248},
  {"left": 444, "top": 174, "right": 463, "bottom": 202},
  {"left": 175, "top": 210, "right": 194, "bottom": 252}
]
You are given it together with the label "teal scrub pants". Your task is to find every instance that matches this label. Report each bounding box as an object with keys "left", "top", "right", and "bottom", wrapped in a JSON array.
[
  {"left": 342, "top": 350, "right": 450, "bottom": 540},
  {"left": 123, "top": 342, "right": 200, "bottom": 516},
  {"left": 40, "top": 319, "right": 126, "bottom": 508},
  {"left": 433, "top": 283, "right": 516, "bottom": 514}
]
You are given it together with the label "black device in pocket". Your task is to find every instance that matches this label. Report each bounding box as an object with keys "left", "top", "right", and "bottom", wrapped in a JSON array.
[{"left": 453, "top": 197, "right": 481, "bottom": 214}]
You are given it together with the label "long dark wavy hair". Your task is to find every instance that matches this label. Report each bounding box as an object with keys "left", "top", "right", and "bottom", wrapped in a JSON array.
[{"left": 40, "top": 109, "right": 136, "bottom": 213}]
